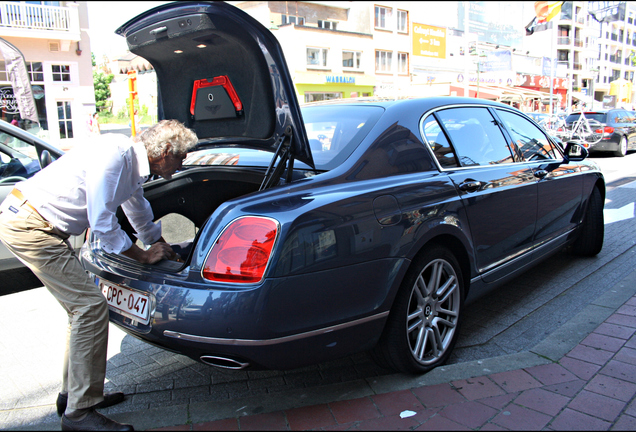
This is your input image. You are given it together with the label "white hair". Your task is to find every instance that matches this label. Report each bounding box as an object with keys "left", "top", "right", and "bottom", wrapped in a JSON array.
[{"left": 136, "top": 119, "right": 197, "bottom": 158}]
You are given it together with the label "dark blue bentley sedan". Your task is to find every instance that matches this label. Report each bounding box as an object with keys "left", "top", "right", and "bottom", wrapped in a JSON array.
[{"left": 80, "top": 1, "right": 605, "bottom": 374}]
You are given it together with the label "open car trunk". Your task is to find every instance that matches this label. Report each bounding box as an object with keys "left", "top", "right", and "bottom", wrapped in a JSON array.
[{"left": 114, "top": 165, "right": 267, "bottom": 271}]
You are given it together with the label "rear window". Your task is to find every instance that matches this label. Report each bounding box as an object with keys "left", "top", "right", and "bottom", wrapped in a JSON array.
[
  {"left": 301, "top": 105, "right": 384, "bottom": 170},
  {"left": 184, "top": 105, "right": 384, "bottom": 171},
  {"left": 566, "top": 112, "right": 607, "bottom": 124}
]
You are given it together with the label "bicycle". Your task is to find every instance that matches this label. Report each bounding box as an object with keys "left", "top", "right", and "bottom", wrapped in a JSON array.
[
  {"left": 561, "top": 112, "right": 604, "bottom": 146},
  {"left": 538, "top": 115, "right": 567, "bottom": 138}
]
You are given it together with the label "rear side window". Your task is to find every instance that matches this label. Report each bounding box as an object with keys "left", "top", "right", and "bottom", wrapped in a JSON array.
[
  {"left": 614, "top": 111, "right": 632, "bottom": 124},
  {"left": 496, "top": 109, "right": 557, "bottom": 161},
  {"left": 435, "top": 107, "right": 513, "bottom": 167},
  {"left": 422, "top": 115, "right": 458, "bottom": 168}
]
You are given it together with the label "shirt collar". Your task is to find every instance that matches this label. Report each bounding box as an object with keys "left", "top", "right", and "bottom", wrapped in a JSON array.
[{"left": 131, "top": 140, "right": 151, "bottom": 178}]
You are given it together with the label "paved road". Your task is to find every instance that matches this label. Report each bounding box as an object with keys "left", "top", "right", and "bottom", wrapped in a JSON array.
[{"left": 2, "top": 152, "right": 636, "bottom": 430}]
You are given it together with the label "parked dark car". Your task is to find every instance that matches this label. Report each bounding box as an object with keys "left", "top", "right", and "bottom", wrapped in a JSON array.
[
  {"left": 80, "top": 1, "right": 605, "bottom": 374},
  {"left": 564, "top": 109, "right": 636, "bottom": 157}
]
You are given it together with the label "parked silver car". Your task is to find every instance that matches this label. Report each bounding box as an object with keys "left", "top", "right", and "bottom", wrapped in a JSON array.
[{"left": 0, "top": 120, "right": 84, "bottom": 273}]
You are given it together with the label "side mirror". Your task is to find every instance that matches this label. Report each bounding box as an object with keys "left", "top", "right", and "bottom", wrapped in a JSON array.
[
  {"left": 563, "top": 141, "right": 589, "bottom": 162},
  {"left": 40, "top": 149, "right": 52, "bottom": 168}
]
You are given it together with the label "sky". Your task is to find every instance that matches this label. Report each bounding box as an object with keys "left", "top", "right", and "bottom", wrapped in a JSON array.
[{"left": 86, "top": 1, "right": 170, "bottom": 59}]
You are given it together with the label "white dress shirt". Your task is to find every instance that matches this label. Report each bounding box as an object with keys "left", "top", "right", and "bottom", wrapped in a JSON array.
[{"left": 17, "top": 134, "right": 162, "bottom": 254}]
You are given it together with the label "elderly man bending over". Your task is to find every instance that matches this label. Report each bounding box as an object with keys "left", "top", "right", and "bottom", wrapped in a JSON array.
[{"left": 0, "top": 119, "right": 198, "bottom": 431}]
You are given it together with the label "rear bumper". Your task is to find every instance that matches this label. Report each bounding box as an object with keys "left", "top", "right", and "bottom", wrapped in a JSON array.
[{"left": 81, "top": 246, "right": 405, "bottom": 370}]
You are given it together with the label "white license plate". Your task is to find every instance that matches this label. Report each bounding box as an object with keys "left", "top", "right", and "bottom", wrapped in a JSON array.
[{"left": 99, "top": 280, "right": 150, "bottom": 325}]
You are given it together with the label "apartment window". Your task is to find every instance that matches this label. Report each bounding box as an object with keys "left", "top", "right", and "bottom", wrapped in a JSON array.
[
  {"left": 57, "top": 101, "right": 73, "bottom": 139},
  {"left": 282, "top": 14, "right": 305, "bottom": 25},
  {"left": 375, "top": 50, "right": 392, "bottom": 73},
  {"left": 27, "top": 62, "right": 44, "bottom": 82},
  {"left": 307, "top": 47, "right": 329, "bottom": 68},
  {"left": 375, "top": 5, "right": 391, "bottom": 29},
  {"left": 318, "top": 20, "right": 337, "bottom": 30},
  {"left": 0, "top": 61, "right": 44, "bottom": 83},
  {"left": 52, "top": 64, "right": 70, "bottom": 82},
  {"left": 397, "top": 10, "right": 408, "bottom": 33},
  {"left": 398, "top": 52, "right": 409, "bottom": 74},
  {"left": 342, "top": 50, "right": 362, "bottom": 69}
]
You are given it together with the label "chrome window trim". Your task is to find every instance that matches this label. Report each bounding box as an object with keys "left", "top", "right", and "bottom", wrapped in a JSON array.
[
  {"left": 418, "top": 103, "right": 562, "bottom": 173},
  {"left": 163, "top": 311, "right": 389, "bottom": 346}
]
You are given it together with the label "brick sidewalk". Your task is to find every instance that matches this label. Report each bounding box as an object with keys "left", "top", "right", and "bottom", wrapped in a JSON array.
[{"left": 152, "top": 294, "right": 636, "bottom": 431}]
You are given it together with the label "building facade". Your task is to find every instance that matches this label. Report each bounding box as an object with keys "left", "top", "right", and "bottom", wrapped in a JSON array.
[
  {"left": 0, "top": 1, "right": 95, "bottom": 147},
  {"left": 103, "top": 1, "right": 636, "bottom": 116}
]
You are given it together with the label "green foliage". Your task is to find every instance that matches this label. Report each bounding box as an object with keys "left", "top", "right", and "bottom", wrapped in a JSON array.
[
  {"left": 91, "top": 52, "right": 96, "bottom": 67},
  {"left": 116, "top": 105, "right": 128, "bottom": 120},
  {"left": 93, "top": 71, "right": 114, "bottom": 109}
]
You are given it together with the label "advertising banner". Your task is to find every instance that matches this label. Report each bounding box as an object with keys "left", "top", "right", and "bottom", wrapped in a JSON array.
[
  {"left": 480, "top": 50, "right": 512, "bottom": 72},
  {"left": 412, "top": 23, "right": 446, "bottom": 59},
  {"left": 0, "top": 37, "right": 39, "bottom": 124}
]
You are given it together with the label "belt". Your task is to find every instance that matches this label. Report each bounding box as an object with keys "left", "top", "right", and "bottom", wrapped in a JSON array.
[{"left": 10, "top": 188, "right": 41, "bottom": 216}]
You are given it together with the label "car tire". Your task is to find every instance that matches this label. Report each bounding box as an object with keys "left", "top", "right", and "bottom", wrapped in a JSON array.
[
  {"left": 572, "top": 187, "right": 604, "bottom": 257},
  {"left": 371, "top": 245, "right": 464, "bottom": 374},
  {"left": 614, "top": 136, "right": 627, "bottom": 157}
]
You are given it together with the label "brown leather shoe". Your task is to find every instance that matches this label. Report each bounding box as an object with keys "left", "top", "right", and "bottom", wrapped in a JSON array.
[
  {"left": 61, "top": 409, "right": 134, "bottom": 431},
  {"left": 56, "top": 392, "right": 126, "bottom": 416}
]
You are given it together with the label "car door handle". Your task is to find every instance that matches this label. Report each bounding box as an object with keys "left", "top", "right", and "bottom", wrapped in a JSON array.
[
  {"left": 458, "top": 180, "right": 482, "bottom": 192},
  {"left": 534, "top": 170, "right": 548, "bottom": 179}
]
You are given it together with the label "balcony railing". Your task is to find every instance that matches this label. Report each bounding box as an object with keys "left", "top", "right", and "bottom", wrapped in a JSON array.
[
  {"left": 0, "top": 2, "right": 70, "bottom": 31},
  {"left": 557, "top": 36, "right": 571, "bottom": 45}
]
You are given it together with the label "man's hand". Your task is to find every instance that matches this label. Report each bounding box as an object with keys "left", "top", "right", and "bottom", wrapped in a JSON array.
[
  {"left": 121, "top": 241, "right": 177, "bottom": 264},
  {"left": 144, "top": 242, "right": 177, "bottom": 264}
]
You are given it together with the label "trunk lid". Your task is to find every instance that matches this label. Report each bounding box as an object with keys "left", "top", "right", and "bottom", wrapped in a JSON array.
[{"left": 115, "top": 1, "right": 314, "bottom": 170}]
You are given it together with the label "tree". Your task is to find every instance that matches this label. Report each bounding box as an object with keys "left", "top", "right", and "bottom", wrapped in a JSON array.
[{"left": 93, "top": 71, "right": 114, "bottom": 111}]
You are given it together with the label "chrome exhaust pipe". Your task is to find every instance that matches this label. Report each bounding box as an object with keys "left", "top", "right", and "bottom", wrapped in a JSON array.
[{"left": 200, "top": 355, "right": 250, "bottom": 370}]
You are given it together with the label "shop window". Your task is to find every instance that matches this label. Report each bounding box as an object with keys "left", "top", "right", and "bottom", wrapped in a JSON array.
[
  {"left": 375, "top": 50, "right": 392, "bottom": 73},
  {"left": 57, "top": 101, "right": 73, "bottom": 139},
  {"left": 375, "top": 5, "right": 391, "bottom": 30},
  {"left": 282, "top": 14, "right": 305, "bottom": 25},
  {"left": 397, "top": 10, "right": 408, "bottom": 33},
  {"left": 342, "top": 50, "right": 362, "bottom": 70},
  {"left": 318, "top": 20, "right": 337, "bottom": 30},
  {"left": 305, "top": 92, "right": 342, "bottom": 103},
  {"left": 398, "top": 52, "right": 408, "bottom": 74},
  {"left": 52, "top": 64, "right": 70, "bottom": 82},
  {"left": 307, "top": 47, "right": 329, "bottom": 68}
]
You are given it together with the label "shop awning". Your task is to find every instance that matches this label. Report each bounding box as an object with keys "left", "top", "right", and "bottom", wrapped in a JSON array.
[
  {"left": 570, "top": 91, "right": 593, "bottom": 104},
  {"left": 449, "top": 85, "right": 503, "bottom": 100}
]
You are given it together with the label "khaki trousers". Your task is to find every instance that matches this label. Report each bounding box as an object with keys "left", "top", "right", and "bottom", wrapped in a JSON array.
[{"left": 0, "top": 194, "right": 107, "bottom": 411}]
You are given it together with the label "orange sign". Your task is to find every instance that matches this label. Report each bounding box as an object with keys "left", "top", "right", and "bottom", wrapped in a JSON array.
[{"left": 412, "top": 23, "right": 446, "bottom": 59}]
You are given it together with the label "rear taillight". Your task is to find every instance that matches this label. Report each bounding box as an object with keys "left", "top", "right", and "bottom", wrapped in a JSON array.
[
  {"left": 603, "top": 126, "right": 614, "bottom": 134},
  {"left": 202, "top": 217, "right": 278, "bottom": 283}
]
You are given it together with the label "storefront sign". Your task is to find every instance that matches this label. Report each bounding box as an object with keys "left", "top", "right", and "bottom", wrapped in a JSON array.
[
  {"left": 516, "top": 74, "right": 569, "bottom": 89},
  {"left": 326, "top": 75, "right": 355, "bottom": 84},
  {"left": 412, "top": 23, "right": 446, "bottom": 59},
  {"left": 0, "top": 87, "right": 20, "bottom": 115}
]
